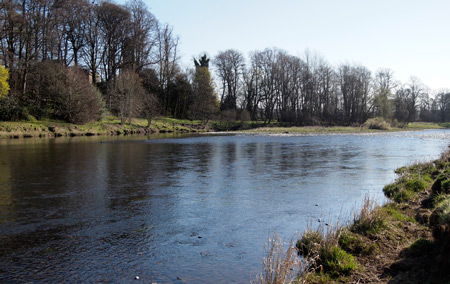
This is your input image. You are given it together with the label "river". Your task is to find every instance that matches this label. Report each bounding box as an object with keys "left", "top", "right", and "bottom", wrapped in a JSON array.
[{"left": 0, "top": 129, "right": 449, "bottom": 283}]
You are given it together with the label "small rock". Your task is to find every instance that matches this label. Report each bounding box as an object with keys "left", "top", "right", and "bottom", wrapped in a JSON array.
[
  {"left": 135, "top": 276, "right": 140, "bottom": 280},
  {"left": 198, "top": 236, "right": 202, "bottom": 239},
  {"left": 315, "top": 204, "right": 319, "bottom": 206}
]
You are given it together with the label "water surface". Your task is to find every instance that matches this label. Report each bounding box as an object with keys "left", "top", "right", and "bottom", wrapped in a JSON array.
[{"left": 0, "top": 130, "right": 449, "bottom": 283}]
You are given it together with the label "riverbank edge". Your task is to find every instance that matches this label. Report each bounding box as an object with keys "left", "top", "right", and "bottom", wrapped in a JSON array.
[
  {"left": 292, "top": 149, "right": 450, "bottom": 283},
  {"left": 0, "top": 119, "right": 446, "bottom": 139},
  {"left": 0, "top": 118, "right": 210, "bottom": 139}
]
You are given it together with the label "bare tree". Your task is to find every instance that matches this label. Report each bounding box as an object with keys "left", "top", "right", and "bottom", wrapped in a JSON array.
[
  {"left": 97, "top": 2, "right": 131, "bottom": 85},
  {"left": 155, "top": 23, "right": 179, "bottom": 114},
  {"left": 213, "top": 49, "right": 245, "bottom": 111},
  {"left": 53, "top": 0, "right": 90, "bottom": 66},
  {"left": 405, "top": 76, "right": 425, "bottom": 121},
  {"left": 124, "top": 0, "right": 158, "bottom": 72},
  {"left": 113, "top": 70, "right": 143, "bottom": 125},
  {"left": 338, "top": 64, "right": 372, "bottom": 124}
]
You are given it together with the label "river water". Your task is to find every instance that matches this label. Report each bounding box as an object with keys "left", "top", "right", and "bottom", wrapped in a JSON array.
[{"left": 0, "top": 130, "right": 449, "bottom": 283}]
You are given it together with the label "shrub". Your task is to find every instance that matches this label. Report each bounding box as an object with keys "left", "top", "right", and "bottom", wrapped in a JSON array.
[
  {"left": 24, "top": 62, "right": 101, "bottom": 123},
  {"left": 363, "top": 117, "right": 391, "bottom": 130}
]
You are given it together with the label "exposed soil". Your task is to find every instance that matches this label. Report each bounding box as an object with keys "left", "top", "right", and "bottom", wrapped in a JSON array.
[{"left": 348, "top": 193, "right": 450, "bottom": 284}]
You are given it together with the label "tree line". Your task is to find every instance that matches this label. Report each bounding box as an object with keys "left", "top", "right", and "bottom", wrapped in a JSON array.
[
  {"left": 1, "top": 0, "right": 449, "bottom": 125},
  {"left": 0, "top": 0, "right": 215, "bottom": 124},
  {"left": 214, "top": 48, "right": 450, "bottom": 125}
]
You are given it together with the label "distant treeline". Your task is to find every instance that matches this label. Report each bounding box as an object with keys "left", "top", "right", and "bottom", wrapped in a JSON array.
[{"left": 1, "top": 0, "right": 450, "bottom": 125}]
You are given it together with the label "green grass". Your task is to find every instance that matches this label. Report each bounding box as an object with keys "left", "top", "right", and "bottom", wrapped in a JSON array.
[
  {"left": 318, "top": 245, "right": 358, "bottom": 278},
  {"left": 384, "top": 170, "right": 433, "bottom": 203},
  {"left": 0, "top": 116, "right": 209, "bottom": 138},
  {"left": 381, "top": 203, "right": 416, "bottom": 223},
  {"left": 338, "top": 229, "right": 378, "bottom": 256}
]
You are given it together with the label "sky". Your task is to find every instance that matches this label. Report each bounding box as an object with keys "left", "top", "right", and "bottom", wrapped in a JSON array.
[{"left": 130, "top": 0, "right": 450, "bottom": 91}]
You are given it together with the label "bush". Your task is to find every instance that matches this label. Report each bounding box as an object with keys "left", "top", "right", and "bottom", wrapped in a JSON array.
[
  {"left": 363, "top": 117, "right": 391, "bottom": 130},
  {"left": 0, "top": 94, "right": 25, "bottom": 121},
  {"left": 23, "top": 62, "right": 101, "bottom": 123}
]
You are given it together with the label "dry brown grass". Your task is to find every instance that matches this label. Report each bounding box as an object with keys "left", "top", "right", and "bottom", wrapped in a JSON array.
[{"left": 252, "top": 233, "right": 300, "bottom": 284}]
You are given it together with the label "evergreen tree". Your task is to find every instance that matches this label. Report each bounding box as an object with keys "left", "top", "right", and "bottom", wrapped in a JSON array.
[{"left": 191, "top": 55, "right": 217, "bottom": 123}]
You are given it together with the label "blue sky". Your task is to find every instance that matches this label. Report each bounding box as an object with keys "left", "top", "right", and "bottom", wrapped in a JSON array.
[{"left": 131, "top": 0, "right": 450, "bottom": 91}]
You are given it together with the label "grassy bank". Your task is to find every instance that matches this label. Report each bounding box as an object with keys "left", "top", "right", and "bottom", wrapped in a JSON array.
[
  {"left": 0, "top": 117, "right": 209, "bottom": 138},
  {"left": 0, "top": 117, "right": 448, "bottom": 139},
  {"left": 255, "top": 150, "right": 450, "bottom": 284},
  {"left": 234, "top": 120, "right": 448, "bottom": 135}
]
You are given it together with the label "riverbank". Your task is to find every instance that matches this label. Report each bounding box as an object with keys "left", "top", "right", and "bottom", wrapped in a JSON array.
[
  {"left": 238, "top": 121, "right": 447, "bottom": 135},
  {"left": 290, "top": 150, "right": 450, "bottom": 283},
  {"left": 1, "top": 117, "right": 447, "bottom": 139},
  {"left": 0, "top": 117, "right": 209, "bottom": 139}
]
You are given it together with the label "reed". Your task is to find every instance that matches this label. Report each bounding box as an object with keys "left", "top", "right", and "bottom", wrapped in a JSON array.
[{"left": 252, "top": 233, "right": 300, "bottom": 284}]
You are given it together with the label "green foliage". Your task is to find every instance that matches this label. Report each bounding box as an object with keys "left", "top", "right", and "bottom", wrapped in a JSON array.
[
  {"left": 318, "top": 245, "right": 357, "bottom": 277},
  {"left": 191, "top": 60, "right": 218, "bottom": 124},
  {"left": 296, "top": 230, "right": 322, "bottom": 257},
  {"left": 0, "top": 65, "right": 9, "bottom": 99},
  {"left": 0, "top": 94, "right": 24, "bottom": 121}
]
